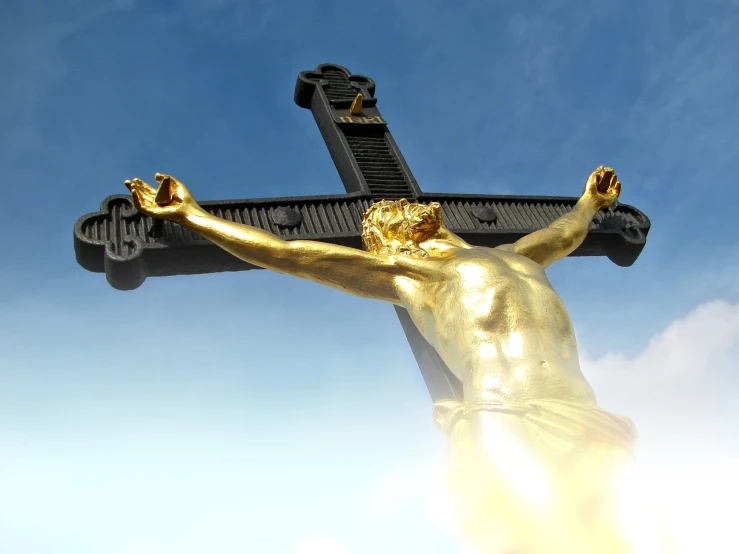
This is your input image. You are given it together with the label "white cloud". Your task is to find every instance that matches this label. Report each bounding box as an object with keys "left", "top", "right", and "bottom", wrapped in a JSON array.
[
  {"left": 582, "top": 299, "right": 739, "bottom": 553},
  {"left": 582, "top": 299, "right": 739, "bottom": 457}
]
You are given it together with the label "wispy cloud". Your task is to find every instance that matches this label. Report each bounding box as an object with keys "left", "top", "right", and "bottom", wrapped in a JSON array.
[
  {"left": 582, "top": 299, "right": 739, "bottom": 553},
  {"left": 583, "top": 299, "right": 739, "bottom": 451}
]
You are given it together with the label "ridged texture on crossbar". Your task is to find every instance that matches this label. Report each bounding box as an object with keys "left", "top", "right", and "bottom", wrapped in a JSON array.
[
  {"left": 345, "top": 129, "right": 415, "bottom": 199},
  {"left": 432, "top": 197, "right": 640, "bottom": 232},
  {"left": 77, "top": 195, "right": 372, "bottom": 257},
  {"left": 77, "top": 195, "right": 646, "bottom": 254},
  {"left": 74, "top": 193, "right": 648, "bottom": 289}
]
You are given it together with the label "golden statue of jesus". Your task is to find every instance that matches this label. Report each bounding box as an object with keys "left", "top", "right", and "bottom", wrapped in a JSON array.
[{"left": 125, "top": 168, "right": 650, "bottom": 554}]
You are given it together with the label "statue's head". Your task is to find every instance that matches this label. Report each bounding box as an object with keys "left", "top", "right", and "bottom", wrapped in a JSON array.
[{"left": 361, "top": 199, "right": 443, "bottom": 258}]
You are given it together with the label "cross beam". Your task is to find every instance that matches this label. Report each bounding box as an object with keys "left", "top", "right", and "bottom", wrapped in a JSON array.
[{"left": 74, "top": 63, "right": 650, "bottom": 402}]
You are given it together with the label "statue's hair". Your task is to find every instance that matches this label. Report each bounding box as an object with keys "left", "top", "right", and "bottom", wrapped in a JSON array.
[{"left": 361, "top": 199, "right": 441, "bottom": 258}]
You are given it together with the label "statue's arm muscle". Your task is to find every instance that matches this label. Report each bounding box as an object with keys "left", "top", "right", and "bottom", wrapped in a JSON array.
[
  {"left": 504, "top": 195, "right": 600, "bottom": 268},
  {"left": 182, "top": 208, "right": 402, "bottom": 302}
]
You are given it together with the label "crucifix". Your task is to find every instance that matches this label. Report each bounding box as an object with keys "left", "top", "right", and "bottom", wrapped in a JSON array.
[
  {"left": 74, "top": 63, "right": 657, "bottom": 552},
  {"left": 74, "top": 63, "right": 650, "bottom": 405}
]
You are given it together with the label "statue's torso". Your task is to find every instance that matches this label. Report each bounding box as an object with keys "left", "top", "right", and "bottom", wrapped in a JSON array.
[{"left": 395, "top": 246, "right": 596, "bottom": 405}]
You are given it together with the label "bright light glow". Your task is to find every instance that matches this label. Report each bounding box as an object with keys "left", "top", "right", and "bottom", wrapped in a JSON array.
[
  {"left": 458, "top": 265, "right": 497, "bottom": 316},
  {"left": 479, "top": 419, "right": 553, "bottom": 509},
  {"left": 642, "top": 460, "right": 738, "bottom": 554},
  {"left": 480, "top": 373, "right": 501, "bottom": 389},
  {"left": 582, "top": 299, "right": 739, "bottom": 553},
  {"left": 502, "top": 331, "right": 523, "bottom": 358},
  {"left": 612, "top": 462, "right": 665, "bottom": 553},
  {"left": 458, "top": 264, "right": 486, "bottom": 288},
  {"left": 478, "top": 343, "right": 498, "bottom": 359}
]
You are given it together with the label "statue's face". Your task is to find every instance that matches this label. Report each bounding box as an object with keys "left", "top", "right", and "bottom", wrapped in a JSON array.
[
  {"left": 403, "top": 201, "right": 443, "bottom": 243},
  {"left": 361, "top": 199, "right": 444, "bottom": 256}
]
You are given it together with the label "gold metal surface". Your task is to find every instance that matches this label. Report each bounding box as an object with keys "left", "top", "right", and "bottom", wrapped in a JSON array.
[
  {"left": 125, "top": 167, "right": 655, "bottom": 553},
  {"left": 349, "top": 92, "right": 363, "bottom": 114},
  {"left": 153, "top": 173, "right": 174, "bottom": 205}
]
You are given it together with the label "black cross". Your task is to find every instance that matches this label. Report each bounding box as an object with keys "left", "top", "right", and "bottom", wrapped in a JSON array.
[{"left": 74, "top": 63, "right": 650, "bottom": 402}]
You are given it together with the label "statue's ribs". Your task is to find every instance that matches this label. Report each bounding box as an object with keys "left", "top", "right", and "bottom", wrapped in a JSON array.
[{"left": 74, "top": 193, "right": 649, "bottom": 290}]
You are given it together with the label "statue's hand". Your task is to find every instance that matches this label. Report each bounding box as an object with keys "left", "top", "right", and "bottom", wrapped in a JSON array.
[
  {"left": 583, "top": 166, "right": 621, "bottom": 209},
  {"left": 124, "top": 174, "right": 200, "bottom": 222}
]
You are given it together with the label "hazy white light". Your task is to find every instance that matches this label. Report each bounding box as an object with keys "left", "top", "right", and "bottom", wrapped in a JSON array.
[
  {"left": 479, "top": 421, "right": 553, "bottom": 508},
  {"left": 502, "top": 331, "right": 523, "bottom": 358},
  {"left": 479, "top": 343, "right": 498, "bottom": 359},
  {"left": 290, "top": 537, "right": 354, "bottom": 554}
]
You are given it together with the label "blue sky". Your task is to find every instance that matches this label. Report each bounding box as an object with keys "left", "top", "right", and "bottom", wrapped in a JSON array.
[{"left": 1, "top": 1, "right": 738, "bottom": 553}]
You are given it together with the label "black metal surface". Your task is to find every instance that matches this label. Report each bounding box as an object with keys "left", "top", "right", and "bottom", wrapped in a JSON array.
[
  {"left": 73, "top": 63, "right": 651, "bottom": 402},
  {"left": 74, "top": 192, "right": 648, "bottom": 290},
  {"left": 295, "top": 64, "right": 421, "bottom": 199},
  {"left": 74, "top": 192, "right": 369, "bottom": 290}
]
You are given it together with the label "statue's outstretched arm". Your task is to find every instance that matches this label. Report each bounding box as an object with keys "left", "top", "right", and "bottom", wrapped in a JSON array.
[
  {"left": 125, "top": 175, "right": 403, "bottom": 302},
  {"left": 503, "top": 166, "right": 621, "bottom": 268}
]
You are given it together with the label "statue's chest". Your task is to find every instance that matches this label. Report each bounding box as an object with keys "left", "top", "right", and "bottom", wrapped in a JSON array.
[
  {"left": 396, "top": 250, "right": 551, "bottom": 331},
  {"left": 394, "top": 276, "right": 448, "bottom": 339}
]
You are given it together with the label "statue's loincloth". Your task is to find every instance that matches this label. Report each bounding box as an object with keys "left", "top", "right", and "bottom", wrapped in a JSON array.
[
  {"left": 435, "top": 399, "right": 641, "bottom": 554},
  {"left": 433, "top": 398, "right": 637, "bottom": 455}
]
